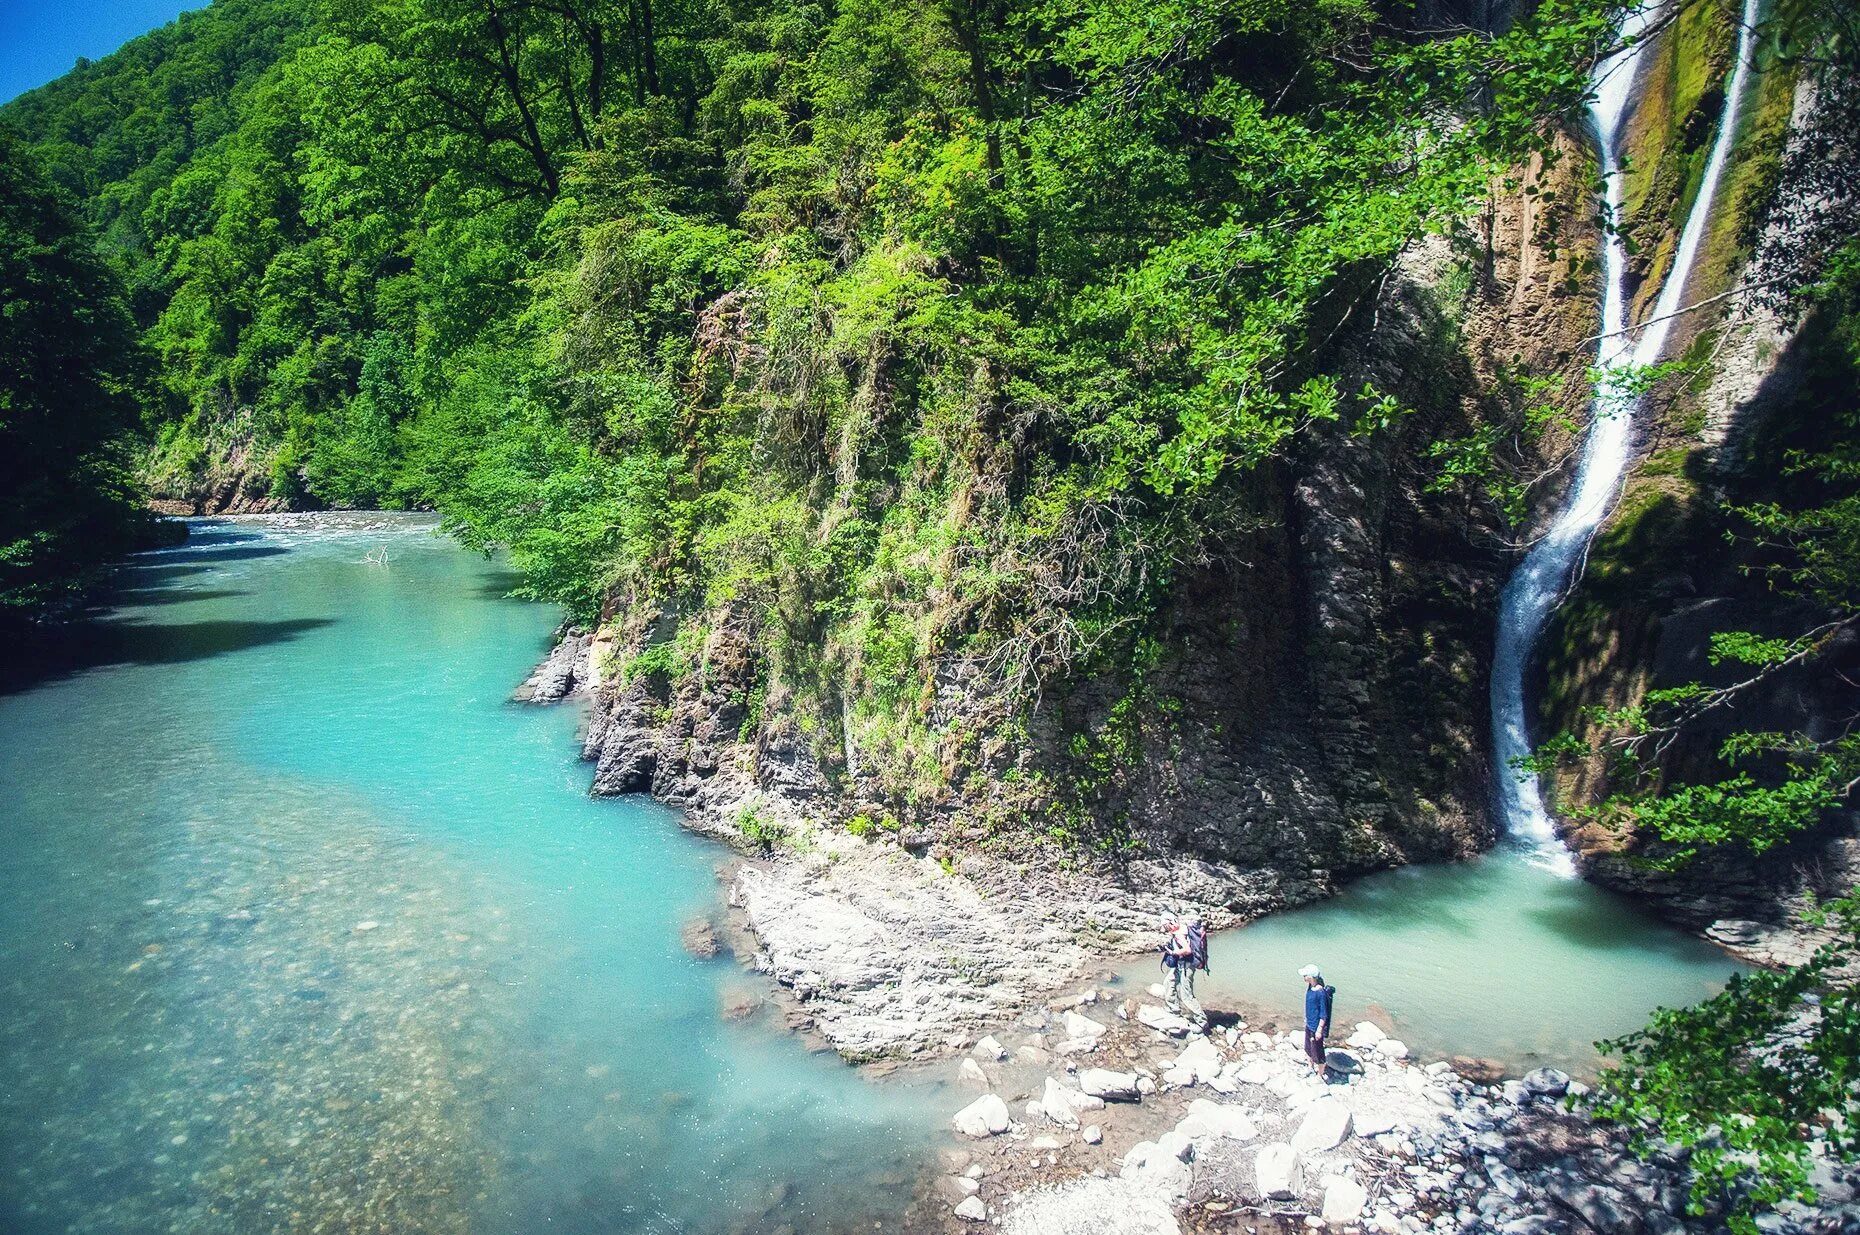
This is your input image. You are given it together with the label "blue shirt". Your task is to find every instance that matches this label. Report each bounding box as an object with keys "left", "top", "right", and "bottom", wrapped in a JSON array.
[{"left": 1305, "top": 984, "right": 1333, "bottom": 1032}]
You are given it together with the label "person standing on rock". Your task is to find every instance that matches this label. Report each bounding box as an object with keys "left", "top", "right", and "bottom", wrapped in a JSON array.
[
  {"left": 1300, "top": 964, "right": 1334, "bottom": 1079},
  {"left": 1161, "top": 912, "right": 1210, "bottom": 1030}
]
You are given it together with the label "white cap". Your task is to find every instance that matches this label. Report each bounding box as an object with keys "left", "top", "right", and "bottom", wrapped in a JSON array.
[{"left": 1298, "top": 964, "right": 1322, "bottom": 979}]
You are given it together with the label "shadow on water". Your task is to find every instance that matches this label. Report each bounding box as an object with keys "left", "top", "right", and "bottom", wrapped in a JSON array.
[
  {"left": 104, "top": 588, "right": 249, "bottom": 609},
  {"left": 473, "top": 569, "right": 525, "bottom": 600},
  {"left": 139, "top": 544, "right": 290, "bottom": 566},
  {"left": 1, "top": 616, "right": 334, "bottom": 695},
  {"left": 1523, "top": 888, "right": 1731, "bottom": 962}
]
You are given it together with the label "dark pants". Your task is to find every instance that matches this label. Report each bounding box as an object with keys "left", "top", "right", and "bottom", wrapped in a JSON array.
[{"left": 1304, "top": 1028, "right": 1327, "bottom": 1067}]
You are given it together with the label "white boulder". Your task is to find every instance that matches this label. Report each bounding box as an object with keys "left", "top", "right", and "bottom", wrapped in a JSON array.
[
  {"left": 1322, "top": 1176, "right": 1370, "bottom": 1223},
  {"left": 1255, "top": 1143, "right": 1304, "bottom": 1199},
  {"left": 1137, "top": 1004, "right": 1193, "bottom": 1036},
  {"left": 1174, "top": 1036, "right": 1223, "bottom": 1082},
  {"left": 1176, "top": 1098, "right": 1259, "bottom": 1141},
  {"left": 1374, "top": 1038, "right": 1410, "bottom": 1060},
  {"left": 1044, "top": 1077, "right": 1081, "bottom": 1129},
  {"left": 1290, "top": 1096, "right": 1354, "bottom": 1153},
  {"left": 1064, "top": 1010, "right": 1108, "bottom": 1040},
  {"left": 973, "top": 1035, "right": 1007, "bottom": 1060},
  {"left": 953, "top": 1093, "right": 1011, "bottom": 1138},
  {"left": 1079, "top": 1069, "right": 1143, "bottom": 1101},
  {"left": 959, "top": 1057, "right": 989, "bottom": 1087},
  {"left": 1345, "top": 1022, "right": 1387, "bottom": 1049},
  {"left": 955, "top": 1196, "right": 988, "bottom": 1222}
]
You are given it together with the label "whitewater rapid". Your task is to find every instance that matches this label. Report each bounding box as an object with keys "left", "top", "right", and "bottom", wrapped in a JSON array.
[{"left": 1489, "top": 0, "right": 1763, "bottom": 873}]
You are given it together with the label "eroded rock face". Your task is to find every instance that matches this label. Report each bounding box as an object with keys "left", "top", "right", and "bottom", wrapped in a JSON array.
[{"left": 513, "top": 627, "right": 592, "bottom": 703}]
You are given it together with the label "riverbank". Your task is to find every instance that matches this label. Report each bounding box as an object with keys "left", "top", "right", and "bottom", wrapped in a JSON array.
[{"left": 523, "top": 633, "right": 1854, "bottom": 1234}]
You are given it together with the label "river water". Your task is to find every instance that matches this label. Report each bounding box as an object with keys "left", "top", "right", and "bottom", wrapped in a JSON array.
[
  {"left": 1119, "top": 848, "right": 1747, "bottom": 1076},
  {"left": 0, "top": 514, "right": 939, "bottom": 1235}
]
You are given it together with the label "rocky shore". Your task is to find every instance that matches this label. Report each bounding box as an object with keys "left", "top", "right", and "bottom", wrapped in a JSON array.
[{"left": 925, "top": 993, "right": 1858, "bottom": 1235}]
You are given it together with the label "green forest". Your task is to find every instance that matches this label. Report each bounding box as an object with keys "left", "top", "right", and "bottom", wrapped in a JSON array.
[
  {"left": 0, "top": 0, "right": 1622, "bottom": 627},
  {"left": 2, "top": 0, "right": 1858, "bottom": 1225}
]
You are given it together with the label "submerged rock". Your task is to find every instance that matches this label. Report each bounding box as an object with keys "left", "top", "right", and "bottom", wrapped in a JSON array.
[{"left": 680, "top": 916, "right": 721, "bottom": 959}]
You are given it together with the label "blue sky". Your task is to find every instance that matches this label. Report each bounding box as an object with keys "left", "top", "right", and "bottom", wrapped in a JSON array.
[{"left": 1, "top": 0, "right": 200, "bottom": 103}]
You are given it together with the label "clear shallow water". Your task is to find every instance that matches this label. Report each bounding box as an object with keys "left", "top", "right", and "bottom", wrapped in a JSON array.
[
  {"left": 0, "top": 514, "right": 939, "bottom": 1235},
  {"left": 1119, "top": 852, "right": 1747, "bottom": 1075}
]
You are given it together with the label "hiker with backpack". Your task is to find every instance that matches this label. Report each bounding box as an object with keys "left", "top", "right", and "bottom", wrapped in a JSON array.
[
  {"left": 1300, "top": 963, "right": 1335, "bottom": 1080},
  {"left": 1160, "top": 911, "right": 1210, "bottom": 1030}
]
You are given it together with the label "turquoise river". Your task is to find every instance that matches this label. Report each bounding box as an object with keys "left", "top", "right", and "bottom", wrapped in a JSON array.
[
  {"left": 0, "top": 515, "right": 942, "bottom": 1235},
  {"left": 0, "top": 513, "right": 1749, "bottom": 1233}
]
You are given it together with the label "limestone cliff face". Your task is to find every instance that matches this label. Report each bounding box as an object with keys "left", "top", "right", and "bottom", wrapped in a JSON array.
[{"left": 576, "top": 134, "right": 1605, "bottom": 922}]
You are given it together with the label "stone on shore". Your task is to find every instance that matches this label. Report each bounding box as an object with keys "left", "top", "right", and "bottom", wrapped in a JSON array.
[
  {"left": 958, "top": 1057, "right": 990, "bottom": 1088},
  {"left": 1256, "top": 1143, "right": 1304, "bottom": 1199},
  {"left": 953, "top": 1094, "right": 1011, "bottom": 1138},
  {"left": 1044, "top": 1077, "right": 1081, "bottom": 1129},
  {"left": 1345, "top": 1022, "right": 1386, "bottom": 1049},
  {"left": 1174, "top": 1036, "right": 1222, "bottom": 1083},
  {"left": 1176, "top": 1097, "right": 1258, "bottom": 1141},
  {"left": 1082, "top": 1124, "right": 1102, "bottom": 1144},
  {"left": 1122, "top": 1136, "right": 1194, "bottom": 1199},
  {"left": 1322, "top": 1176, "right": 1369, "bottom": 1223},
  {"left": 1137, "top": 1004, "right": 1193, "bottom": 1036},
  {"left": 1079, "top": 1069, "right": 1142, "bottom": 1101},
  {"left": 1291, "top": 1096, "right": 1353, "bottom": 1153},
  {"left": 1522, "top": 1067, "right": 1570, "bottom": 1098},
  {"left": 1063, "top": 1010, "right": 1107, "bottom": 1040},
  {"left": 1000, "top": 1177, "right": 1182, "bottom": 1235},
  {"left": 973, "top": 1034, "right": 1007, "bottom": 1060},
  {"left": 955, "top": 1195, "right": 989, "bottom": 1222}
]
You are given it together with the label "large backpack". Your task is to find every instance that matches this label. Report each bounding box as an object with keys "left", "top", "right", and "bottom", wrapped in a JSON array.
[{"left": 1187, "top": 923, "right": 1209, "bottom": 973}]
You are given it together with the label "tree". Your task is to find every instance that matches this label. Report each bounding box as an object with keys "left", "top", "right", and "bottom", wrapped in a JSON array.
[{"left": 0, "top": 129, "right": 161, "bottom": 620}]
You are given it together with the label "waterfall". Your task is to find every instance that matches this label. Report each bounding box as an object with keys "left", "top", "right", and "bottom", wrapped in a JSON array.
[{"left": 1489, "top": 0, "right": 1763, "bottom": 874}]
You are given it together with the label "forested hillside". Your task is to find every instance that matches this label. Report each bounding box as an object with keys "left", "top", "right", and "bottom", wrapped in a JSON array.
[{"left": 3, "top": 0, "right": 1610, "bottom": 591}]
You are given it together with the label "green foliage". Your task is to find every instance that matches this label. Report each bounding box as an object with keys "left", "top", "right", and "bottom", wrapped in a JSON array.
[
  {"left": 1593, "top": 898, "right": 1860, "bottom": 1233},
  {"left": 3, "top": 0, "right": 1628, "bottom": 675},
  {"left": 845, "top": 811, "right": 900, "bottom": 838},
  {"left": 734, "top": 801, "right": 789, "bottom": 851},
  {"left": 0, "top": 129, "right": 164, "bottom": 620}
]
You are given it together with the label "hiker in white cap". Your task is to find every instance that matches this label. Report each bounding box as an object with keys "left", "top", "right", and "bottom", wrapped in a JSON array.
[
  {"left": 1159, "top": 911, "right": 1210, "bottom": 1029},
  {"left": 1300, "top": 964, "right": 1334, "bottom": 1078}
]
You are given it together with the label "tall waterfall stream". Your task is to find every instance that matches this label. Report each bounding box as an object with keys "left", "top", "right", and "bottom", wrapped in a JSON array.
[{"left": 1490, "top": 0, "right": 1765, "bottom": 871}]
